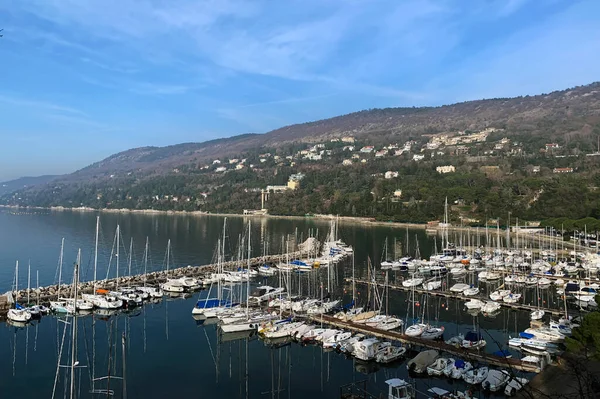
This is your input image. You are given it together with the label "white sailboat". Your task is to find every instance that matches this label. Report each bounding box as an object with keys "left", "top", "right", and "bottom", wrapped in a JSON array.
[
  {"left": 7, "top": 261, "right": 32, "bottom": 323},
  {"left": 81, "top": 218, "right": 123, "bottom": 309}
]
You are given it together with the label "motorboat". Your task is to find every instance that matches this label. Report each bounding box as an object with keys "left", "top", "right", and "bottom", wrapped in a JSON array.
[
  {"left": 353, "top": 338, "right": 391, "bottom": 361},
  {"left": 262, "top": 321, "right": 305, "bottom": 339},
  {"left": 384, "top": 379, "right": 414, "bottom": 399},
  {"left": 375, "top": 345, "right": 406, "bottom": 364},
  {"left": 464, "top": 299, "right": 484, "bottom": 310},
  {"left": 407, "top": 350, "right": 438, "bottom": 374},
  {"left": 427, "top": 357, "right": 451, "bottom": 376},
  {"left": 421, "top": 326, "right": 444, "bottom": 340},
  {"left": 482, "top": 369, "right": 510, "bottom": 392},
  {"left": 338, "top": 334, "right": 366, "bottom": 355},
  {"left": 505, "top": 377, "right": 529, "bottom": 396},
  {"left": 463, "top": 366, "right": 488, "bottom": 385}
]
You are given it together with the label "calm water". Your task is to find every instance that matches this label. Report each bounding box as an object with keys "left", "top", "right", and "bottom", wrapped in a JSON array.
[{"left": 0, "top": 209, "right": 545, "bottom": 398}]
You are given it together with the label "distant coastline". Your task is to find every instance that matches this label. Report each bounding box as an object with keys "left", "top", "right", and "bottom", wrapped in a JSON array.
[{"left": 0, "top": 204, "right": 429, "bottom": 230}]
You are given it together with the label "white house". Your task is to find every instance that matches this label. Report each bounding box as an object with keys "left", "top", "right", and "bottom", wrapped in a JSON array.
[
  {"left": 413, "top": 154, "right": 425, "bottom": 161},
  {"left": 384, "top": 171, "right": 399, "bottom": 179},
  {"left": 215, "top": 166, "right": 227, "bottom": 172},
  {"left": 436, "top": 165, "right": 456, "bottom": 174}
]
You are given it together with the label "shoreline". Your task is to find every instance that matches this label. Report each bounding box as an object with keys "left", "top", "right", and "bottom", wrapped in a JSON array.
[{"left": 0, "top": 204, "right": 430, "bottom": 230}]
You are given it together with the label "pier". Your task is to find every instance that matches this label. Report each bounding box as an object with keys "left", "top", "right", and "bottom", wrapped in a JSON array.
[
  {"left": 346, "top": 279, "right": 568, "bottom": 317},
  {"left": 307, "top": 313, "right": 542, "bottom": 373},
  {"left": 0, "top": 251, "right": 304, "bottom": 316}
]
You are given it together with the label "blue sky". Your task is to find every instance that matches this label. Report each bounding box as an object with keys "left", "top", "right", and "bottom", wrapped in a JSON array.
[{"left": 0, "top": 0, "right": 599, "bottom": 181}]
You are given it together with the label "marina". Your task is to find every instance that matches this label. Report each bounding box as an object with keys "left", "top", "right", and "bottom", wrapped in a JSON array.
[{"left": 1, "top": 209, "right": 597, "bottom": 398}]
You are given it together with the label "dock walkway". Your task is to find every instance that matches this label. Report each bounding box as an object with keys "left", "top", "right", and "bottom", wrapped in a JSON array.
[
  {"left": 347, "top": 279, "right": 566, "bottom": 316},
  {"left": 307, "top": 314, "right": 541, "bottom": 373}
]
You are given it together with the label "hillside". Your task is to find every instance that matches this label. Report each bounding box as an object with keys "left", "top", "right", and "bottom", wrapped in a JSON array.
[
  {"left": 42, "top": 82, "right": 600, "bottom": 183},
  {"left": 0, "top": 175, "right": 58, "bottom": 196},
  {"left": 3, "top": 82, "right": 600, "bottom": 226}
]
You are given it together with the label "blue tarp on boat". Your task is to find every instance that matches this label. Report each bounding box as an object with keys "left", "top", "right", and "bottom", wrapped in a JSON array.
[
  {"left": 519, "top": 332, "right": 535, "bottom": 339},
  {"left": 464, "top": 331, "right": 482, "bottom": 342}
]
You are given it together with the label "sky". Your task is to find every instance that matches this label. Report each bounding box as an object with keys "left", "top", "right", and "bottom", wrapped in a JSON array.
[{"left": 0, "top": 0, "right": 599, "bottom": 181}]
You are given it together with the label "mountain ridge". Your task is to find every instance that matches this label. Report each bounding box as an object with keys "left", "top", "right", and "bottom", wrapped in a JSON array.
[{"left": 8, "top": 81, "right": 600, "bottom": 186}]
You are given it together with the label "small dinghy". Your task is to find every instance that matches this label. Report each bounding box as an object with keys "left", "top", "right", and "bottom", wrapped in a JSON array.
[
  {"left": 427, "top": 357, "right": 451, "bottom": 376},
  {"left": 463, "top": 366, "right": 488, "bottom": 385},
  {"left": 482, "top": 369, "right": 510, "bottom": 392}
]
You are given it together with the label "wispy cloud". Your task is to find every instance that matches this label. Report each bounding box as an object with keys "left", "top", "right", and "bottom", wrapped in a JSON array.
[{"left": 0, "top": 94, "right": 87, "bottom": 116}]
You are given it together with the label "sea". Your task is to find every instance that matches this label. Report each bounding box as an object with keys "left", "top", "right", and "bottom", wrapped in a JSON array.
[{"left": 0, "top": 209, "right": 555, "bottom": 398}]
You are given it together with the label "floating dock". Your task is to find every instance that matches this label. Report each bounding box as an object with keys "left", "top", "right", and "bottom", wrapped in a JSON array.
[
  {"left": 307, "top": 313, "right": 542, "bottom": 373},
  {"left": 347, "top": 279, "right": 567, "bottom": 317}
]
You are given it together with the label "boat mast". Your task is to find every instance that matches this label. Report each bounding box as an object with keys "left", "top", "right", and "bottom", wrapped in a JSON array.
[
  {"left": 128, "top": 237, "right": 133, "bottom": 277},
  {"left": 69, "top": 250, "right": 81, "bottom": 399},
  {"left": 143, "top": 237, "right": 149, "bottom": 288},
  {"left": 27, "top": 260, "right": 31, "bottom": 304},
  {"left": 15, "top": 260, "right": 19, "bottom": 304},
  {"left": 122, "top": 332, "right": 127, "bottom": 399},
  {"left": 246, "top": 222, "right": 251, "bottom": 318},
  {"left": 166, "top": 238, "right": 171, "bottom": 274},
  {"left": 116, "top": 225, "right": 120, "bottom": 290},
  {"left": 94, "top": 216, "right": 99, "bottom": 293},
  {"left": 58, "top": 238, "right": 64, "bottom": 300}
]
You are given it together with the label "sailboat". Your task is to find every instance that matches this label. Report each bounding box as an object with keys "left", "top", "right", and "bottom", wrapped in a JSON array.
[
  {"left": 81, "top": 218, "right": 123, "bottom": 309},
  {"left": 192, "top": 219, "right": 238, "bottom": 315},
  {"left": 530, "top": 280, "right": 545, "bottom": 320},
  {"left": 136, "top": 237, "right": 164, "bottom": 298},
  {"left": 7, "top": 261, "right": 32, "bottom": 323},
  {"left": 221, "top": 222, "right": 265, "bottom": 333}
]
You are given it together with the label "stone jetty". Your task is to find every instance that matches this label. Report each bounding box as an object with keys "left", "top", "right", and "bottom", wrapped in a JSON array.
[{"left": 0, "top": 251, "right": 307, "bottom": 315}]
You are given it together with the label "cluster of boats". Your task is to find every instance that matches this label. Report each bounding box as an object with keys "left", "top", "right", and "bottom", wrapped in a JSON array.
[{"left": 407, "top": 350, "right": 529, "bottom": 396}]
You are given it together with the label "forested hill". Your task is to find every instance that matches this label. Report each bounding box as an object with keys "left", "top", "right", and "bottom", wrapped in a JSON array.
[
  {"left": 35, "top": 82, "right": 600, "bottom": 183},
  {"left": 3, "top": 82, "right": 600, "bottom": 226}
]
